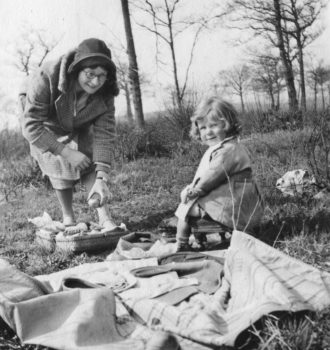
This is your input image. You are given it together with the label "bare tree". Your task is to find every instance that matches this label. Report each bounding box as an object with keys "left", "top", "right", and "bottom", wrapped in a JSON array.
[
  {"left": 316, "top": 65, "right": 330, "bottom": 110},
  {"left": 307, "top": 60, "right": 330, "bottom": 111},
  {"left": 306, "top": 57, "right": 320, "bottom": 110},
  {"left": 116, "top": 60, "right": 134, "bottom": 122},
  {"left": 225, "top": 0, "right": 297, "bottom": 110},
  {"left": 11, "top": 26, "right": 61, "bottom": 116},
  {"left": 225, "top": 0, "right": 325, "bottom": 111},
  {"left": 249, "top": 51, "right": 284, "bottom": 109},
  {"left": 133, "top": 0, "right": 225, "bottom": 107},
  {"left": 280, "top": 0, "right": 326, "bottom": 110},
  {"left": 114, "top": 58, "right": 150, "bottom": 123},
  {"left": 274, "top": 0, "right": 300, "bottom": 110},
  {"left": 219, "top": 64, "right": 250, "bottom": 112},
  {"left": 121, "top": 0, "right": 145, "bottom": 128},
  {"left": 308, "top": 67, "right": 318, "bottom": 111},
  {"left": 14, "top": 26, "right": 60, "bottom": 76},
  {"left": 96, "top": 19, "right": 148, "bottom": 126}
]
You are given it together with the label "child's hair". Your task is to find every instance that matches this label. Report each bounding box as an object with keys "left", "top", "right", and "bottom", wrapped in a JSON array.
[{"left": 190, "top": 96, "right": 241, "bottom": 141}]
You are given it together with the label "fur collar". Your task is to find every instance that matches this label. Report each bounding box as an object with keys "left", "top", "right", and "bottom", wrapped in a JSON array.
[{"left": 58, "top": 50, "right": 76, "bottom": 93}]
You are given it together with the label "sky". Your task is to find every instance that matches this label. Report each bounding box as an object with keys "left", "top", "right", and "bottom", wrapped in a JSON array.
[{"left": 0, "top": 0, "right": 330, "bottom": 129}]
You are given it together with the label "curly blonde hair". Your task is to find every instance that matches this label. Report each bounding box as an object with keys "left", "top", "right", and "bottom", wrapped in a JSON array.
[{"left": 190, "top": 96, "right": 241, "bottom": 141}]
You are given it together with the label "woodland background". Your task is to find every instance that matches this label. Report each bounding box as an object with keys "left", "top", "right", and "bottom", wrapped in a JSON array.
[{"left": 1, "top": 1, "right": 330, "bottom": 349}]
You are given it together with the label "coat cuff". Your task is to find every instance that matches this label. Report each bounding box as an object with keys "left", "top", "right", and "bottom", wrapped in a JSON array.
[
  {"left": 31, "top": 131, "right": 66, "bottom": 155},
  {"left": 53, "top": 142, "right": 66, "bottom": 155},
  {"left": 95, "top": 162, "right": 111, "bottom": 174}
]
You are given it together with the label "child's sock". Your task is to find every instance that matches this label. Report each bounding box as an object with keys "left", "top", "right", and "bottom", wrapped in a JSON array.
[
  {"left": 176, "top": 218, "right": 191, "bottom": 251},
  {"left": 176, "top": 236, "right": 190, "bottom": 251}
]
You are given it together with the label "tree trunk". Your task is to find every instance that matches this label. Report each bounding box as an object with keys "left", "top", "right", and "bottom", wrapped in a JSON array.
[
  {"left": 289, "top": 0, "right": 307, "bottom": 111},
  {"left": 276, "top": 80, "right": 281, "bottom": 109},
  {"left": 297, "top": 81, "right": 301, "bottom": 104},
  {"left": 124, "top": 81, "right": 133, "bottom": 123},
  {"left": 313, "top": 80, "right": 317, "bottom": 111},
  {"left": 268, "top": 83, "right": 275, "bottom": 110},
  {"left": 120, "top": 0, "right": 144, "bottom": 128},
  {"left": 169, "top": 39, "right": 181, "bottom": 107},
  {"left": 166, "top": 11, "right": 181, "bottom": 107},
  {"left": 321, "top": 83, "right": 325, "bottom": 110},
  {"left": 239, "top": 88, "right": 245, "bottom": 112},
  {"left": 273, "top": 0, "right": 298, "bottom": 111},
  {"left": 297, "top": 41, "right": 307, "bottom": 111}
]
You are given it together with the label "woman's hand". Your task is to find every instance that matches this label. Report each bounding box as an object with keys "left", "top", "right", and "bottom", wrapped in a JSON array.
[
  {"left": 87, "top": 179, "right": 112, "bottom": 207},
  {"left": 60, "top": 146, "right": 91, "bottom": 171}
]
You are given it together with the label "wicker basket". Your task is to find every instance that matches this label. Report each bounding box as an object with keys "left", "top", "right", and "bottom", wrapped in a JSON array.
[
  {"left": 35, "top": 229, "right": 57, "bottom": 251},
  {"left": 55, "top": 230, "right": 127, "bottom": 253}
]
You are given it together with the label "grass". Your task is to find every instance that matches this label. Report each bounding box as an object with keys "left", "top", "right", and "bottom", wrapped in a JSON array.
[
  {"left": 238, "top": 309, "right": 330, "bottom": 350},
  {"left": 0, "top": 156, "right": 197, "bottom": 275},
  {"left": 1, "top": 121, "right": 330, "bottom": 349}
]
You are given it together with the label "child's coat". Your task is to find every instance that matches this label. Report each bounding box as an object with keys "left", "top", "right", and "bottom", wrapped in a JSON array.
[{"left": 176, "top": 138, "right": 264, "bottom": 232}]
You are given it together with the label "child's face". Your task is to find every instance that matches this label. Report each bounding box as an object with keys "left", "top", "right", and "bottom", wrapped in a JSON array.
[{"left": 198, "top": 116, "right": 229, "bottom": 146}]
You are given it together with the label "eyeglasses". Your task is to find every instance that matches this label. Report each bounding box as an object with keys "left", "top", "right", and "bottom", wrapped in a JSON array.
[{"left": 83, "top": 69, "right": 108, "bottom": 82}]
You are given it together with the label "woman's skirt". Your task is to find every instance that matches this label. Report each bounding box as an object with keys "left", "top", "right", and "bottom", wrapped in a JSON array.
[{"left": 30, "top": 130, "right": 94, "bottom": 188}]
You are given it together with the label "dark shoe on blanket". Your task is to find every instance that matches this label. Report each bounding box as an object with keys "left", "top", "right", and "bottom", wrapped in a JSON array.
[{"left": 62, "top": 277, "right": 104, "bottom": 291}]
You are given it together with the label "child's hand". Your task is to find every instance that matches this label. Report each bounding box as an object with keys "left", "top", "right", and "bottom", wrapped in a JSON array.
[
  {"left": 180, "top": 186, "right": 192, "bottom": 203},
  {"left": 61, "top": 146, "right": 91, "bottom": 171},
  {"left": 87, "top": 179, "right": 112, "bottom": 207},
  {"left": 185, "top": 187, "right": 206, "bottom": 202}
]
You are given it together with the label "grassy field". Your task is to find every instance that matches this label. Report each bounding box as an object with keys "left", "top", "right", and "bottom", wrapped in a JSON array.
[{"left": 1, "top": 118, "right": 330, "bottom": 349}]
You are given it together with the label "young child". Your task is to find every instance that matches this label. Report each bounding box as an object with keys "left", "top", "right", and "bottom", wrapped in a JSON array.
[{"left": 175, "top": 97, "right": 264, "bottom": 251}]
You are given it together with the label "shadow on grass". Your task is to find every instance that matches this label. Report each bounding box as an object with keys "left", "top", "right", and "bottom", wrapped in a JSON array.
[
  {"left": 258, "top": 209, "right": 330, "bottom": 246},
  {"left": 126, "top": 209, "right": 175, "bottom": 231}
]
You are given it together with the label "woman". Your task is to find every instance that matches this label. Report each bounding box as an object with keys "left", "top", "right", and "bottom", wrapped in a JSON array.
[{"left": 22, "top": 38, "right": 120, "bottom": 231}]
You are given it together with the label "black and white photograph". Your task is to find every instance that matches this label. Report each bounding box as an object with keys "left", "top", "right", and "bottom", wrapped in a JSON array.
[{"left": 1, "top": 1, "right": 330, "bottom": 349}]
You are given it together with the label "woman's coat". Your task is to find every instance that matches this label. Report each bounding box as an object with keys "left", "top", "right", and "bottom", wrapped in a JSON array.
[{"left": 21, "top": 51, "right": 116, "bottom": 177}]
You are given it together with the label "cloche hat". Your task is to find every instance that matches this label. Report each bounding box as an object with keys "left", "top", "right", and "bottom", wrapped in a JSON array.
[{"left": 68, "top": 38, "right": 116, "bottom": 74}]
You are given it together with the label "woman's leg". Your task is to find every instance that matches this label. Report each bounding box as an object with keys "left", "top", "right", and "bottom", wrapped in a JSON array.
[
  {"left": 54, "top": 188, "right": 75, "bottom": 226},
  {"left": 49, "top": 177, "right": 76, "bottom": 225},
  {"left": 82, "top": 171, "right": 117, "bottom": 229},
  {"left": 96, "top": 206, "right": 117, "bottom": 230}
]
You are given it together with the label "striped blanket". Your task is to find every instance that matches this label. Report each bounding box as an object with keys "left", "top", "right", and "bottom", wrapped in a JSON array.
[{"left": 0, "top": 231, "right": 329, "bottom": 350}]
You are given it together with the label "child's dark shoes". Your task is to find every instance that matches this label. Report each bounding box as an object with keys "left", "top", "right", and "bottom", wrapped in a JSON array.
[{"left": 176, "top": 242, "right": 194, "bottom": 252}]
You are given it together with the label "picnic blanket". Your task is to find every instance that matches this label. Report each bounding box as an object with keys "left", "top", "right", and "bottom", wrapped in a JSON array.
[{"left": 1, "top": 230, "right": 330, "bottom": 350}]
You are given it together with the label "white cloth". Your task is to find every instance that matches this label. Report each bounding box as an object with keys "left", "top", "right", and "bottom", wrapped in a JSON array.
[
  {"left": 36, "top": 258, "right": 158, "bottom": 292},
  {"left": 120, "top": 272, "right": 199, "bottom": 300},
  {"left": 107, "top": 240, "right": 177, "bottom": 260}
]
